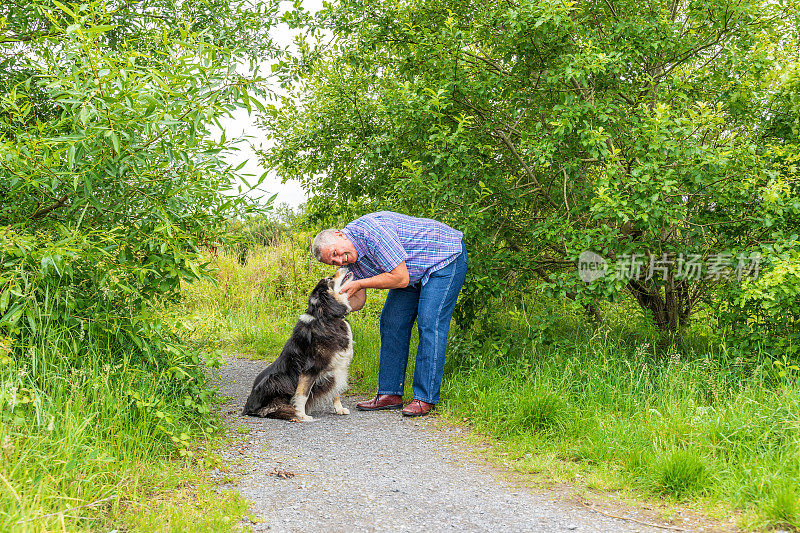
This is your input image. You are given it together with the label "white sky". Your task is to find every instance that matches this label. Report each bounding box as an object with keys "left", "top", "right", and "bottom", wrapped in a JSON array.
[
  {"left": 219, "top": 0, "right": 325, "bottom": 209},
  {"left": 220, "top": 107, "right": 307, "bottom": 208}
]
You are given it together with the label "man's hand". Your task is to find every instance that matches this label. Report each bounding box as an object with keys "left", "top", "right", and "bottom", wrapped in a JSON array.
[
  {"left": 340, "top": 280, "right": 367, "bottom": 312},
  {"left": 346, "top": 287, "right": 367, "bottom": 312},
  {"left": 340, "top": 279, "right": 363, "bottom": 299}
]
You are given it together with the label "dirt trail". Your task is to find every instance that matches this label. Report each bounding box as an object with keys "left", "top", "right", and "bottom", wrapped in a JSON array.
[{"left": 210, "top": 356, "right": 701, "bottom": 533}]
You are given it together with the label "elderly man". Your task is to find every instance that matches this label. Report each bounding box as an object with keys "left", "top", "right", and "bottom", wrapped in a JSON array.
[{"left": 312, "top": 211, "right": 468, "bottom": 417}]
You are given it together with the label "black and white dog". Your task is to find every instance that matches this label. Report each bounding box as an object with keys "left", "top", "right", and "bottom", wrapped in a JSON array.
[{"left": 242, "top": 268, "right": 354, "bottom": 421}]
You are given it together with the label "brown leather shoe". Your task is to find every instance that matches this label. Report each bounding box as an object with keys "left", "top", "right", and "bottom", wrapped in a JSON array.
[
  {"left": 356, "top": 394, "right": 403, "bottom": 411},
  {"left": 401, "top": 399, "right": 435, "bottom": 417}
]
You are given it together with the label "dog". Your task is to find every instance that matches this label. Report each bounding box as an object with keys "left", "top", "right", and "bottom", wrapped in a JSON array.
[{"left": 241, "top": 268, "right": 354, "bottom": 422}]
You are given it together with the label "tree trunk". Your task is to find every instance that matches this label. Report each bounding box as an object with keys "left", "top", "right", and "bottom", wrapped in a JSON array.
[
  {"left": 584, "top": 303, "right": 602, "bottom": 322},
  {"left": 626, "top": 278, "right": 692, "bottom": 332}
]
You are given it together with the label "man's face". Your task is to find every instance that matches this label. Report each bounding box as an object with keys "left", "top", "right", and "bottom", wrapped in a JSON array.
[{"left": 321, "top": 233, "right": 357, "bottom": 267}]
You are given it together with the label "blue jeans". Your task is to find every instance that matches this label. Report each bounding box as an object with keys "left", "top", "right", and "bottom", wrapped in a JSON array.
[{"left": 376, "top": 241, "right": 468, "bottom": 404}]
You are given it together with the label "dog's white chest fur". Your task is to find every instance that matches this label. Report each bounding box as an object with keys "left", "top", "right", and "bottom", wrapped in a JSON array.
[{"left": 326, "top": 321, "right": 353, "bottom": 392}]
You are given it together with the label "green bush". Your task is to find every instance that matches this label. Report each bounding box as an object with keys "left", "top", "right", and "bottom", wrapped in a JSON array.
[
  {"left": 0, "top": 308, "right": 221, "bottom": 530},
  {"left": 0, "top": 0, "right": 262, "bottom": 429},
  {"left": 717, "top": 242, "right": 800, "bottom": 358},
  {"left": 0, "top": 0, "right": 272, "bottom": 527},
  {"left": 512, "top": 382, "right": 568, "bottom": 433},
  {"left": 224, "top": 215, "right": 288, "bottom": 262}
]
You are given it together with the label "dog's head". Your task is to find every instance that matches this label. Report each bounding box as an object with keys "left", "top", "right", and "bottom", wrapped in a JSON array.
[{"left": 306, "top": 268, "right": 353, "bottom": 318}]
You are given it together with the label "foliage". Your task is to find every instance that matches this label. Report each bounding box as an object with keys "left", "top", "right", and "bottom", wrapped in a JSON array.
[
  {"left": 220, "top": 205, "right": 309, "bottom": 262},
  {"left": 717, "top": 238, "right": 800, "bottom": 356},
  {"left": 764, "top": 484, "right": 800, "bottom": 529},
  {"left": 0, "top": 0, "right": 272, "bottom": 397},
  {"left": 224, "top": 215, "right": 288, "bottom": 261},
  {"left": 442, "top": 295, "right": 800, "bottom": 528},
  {"left": 654, "top": 449, "right": 709, "bottom": 499},
  {"left": 0, "top": 315, "right": 246, "bottom": 530},
  {"left": 0, "top": 0, "right": 281, "bottom": 527},
  {"left": 263, "top": 0, "right": 800, "bottom": 338},
  {"left": 714, "top": 67, "right": 800, "bottom": 352}
]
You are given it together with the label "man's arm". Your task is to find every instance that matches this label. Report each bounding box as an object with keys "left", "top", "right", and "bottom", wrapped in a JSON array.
[
  {"left": 341, "top": 261, "right": 409, "bottom": 299},
  {"left": 347, "top": 288, "right": 367, "bottom": 312}
]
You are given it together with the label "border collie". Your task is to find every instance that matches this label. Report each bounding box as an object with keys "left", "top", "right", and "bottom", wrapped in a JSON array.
[{"left": 241, "top": 268, "right": 354, "bottom": 422}]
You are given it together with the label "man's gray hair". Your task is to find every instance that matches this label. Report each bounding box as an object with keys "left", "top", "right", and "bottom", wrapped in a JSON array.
[{"left": 311, "top": 228, "right": 341, "bottom": 261}]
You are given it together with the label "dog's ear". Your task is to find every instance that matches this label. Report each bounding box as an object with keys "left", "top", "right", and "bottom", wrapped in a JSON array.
[{"left": 307, "top": 279, "right": 328, "bottom": 307}]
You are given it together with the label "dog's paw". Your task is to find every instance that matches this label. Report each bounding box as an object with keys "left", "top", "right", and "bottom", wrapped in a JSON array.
[
  {"left": 335, "top": 407, "right": 350, "bottom": 415},
  {"left": 295, "top": 414, "right": 315, "bottom": 422}
]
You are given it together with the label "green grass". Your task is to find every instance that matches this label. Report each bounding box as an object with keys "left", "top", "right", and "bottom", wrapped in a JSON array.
[
  {"left": 118, "top": 461, "right": 251, "bottom": 533},
  {"left": 0, "top": 305, "right": 250, "bottom": 531},
  {"left": 654, "top": 449, "right": 709, "bottom": 498},
  {"left": 439, "top": 300, "right": 800, "bottom": 530},
  {"left": 182, "top": 237, "right": 800, "bottom": 531}
]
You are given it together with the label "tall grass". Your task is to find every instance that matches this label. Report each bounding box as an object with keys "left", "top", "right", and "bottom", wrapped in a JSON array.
[
  {"left": 443, "top": 299, "right": 800, "bottom": 530},
  {"left": 185, "top": 237, "right": 800, "bottom": 530},
  {"left": 1, "top": 300, "right": 245, "bottom": 531}
]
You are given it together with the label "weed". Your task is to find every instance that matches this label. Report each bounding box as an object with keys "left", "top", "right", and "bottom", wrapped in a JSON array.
[
  {"left": 764, "top": 484, "right": 800, "bottom": 528},
  {"left": 512, "top": 382, "right": 568, "bottom": 433},
  {"left": 621, "top": 446, "right": 654, "bottom": 478},
  {"left": 119, "top": 465, "right": 250, "bottom": 532},
  {"left": 1, "top": 272, "right": 248, "bottom": 530},
  {"left": 654, "top": 449, "right": 709, "bottom": 499}
]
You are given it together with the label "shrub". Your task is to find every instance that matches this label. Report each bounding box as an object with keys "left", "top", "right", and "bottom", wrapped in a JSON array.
[
  {"left": 224, "top": 215, "right": 288, "bottom": 262},
  {"left": 716, "top": 242, "right": 800, "bottom": 359},
  {"left": 0, "top": 0, "right": 271, "bottom": 526}
]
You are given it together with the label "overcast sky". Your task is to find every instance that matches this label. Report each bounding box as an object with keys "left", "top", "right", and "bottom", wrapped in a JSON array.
[{"left": 218, "top": 0, "right": 325, "bottom": 209}]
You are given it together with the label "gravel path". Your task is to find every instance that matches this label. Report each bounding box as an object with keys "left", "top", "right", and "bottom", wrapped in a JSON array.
[{"left": 210, "top": 356, "right": 683, "bottom": 533}]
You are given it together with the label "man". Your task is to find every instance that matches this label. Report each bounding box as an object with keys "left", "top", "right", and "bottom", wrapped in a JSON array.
[{"left": 312, "top": 211, "right": 468, "bottom": 417}]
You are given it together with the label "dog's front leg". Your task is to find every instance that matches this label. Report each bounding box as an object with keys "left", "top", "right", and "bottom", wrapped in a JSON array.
[
  {"left": 332, "top": 395, "right": 350, "bottom": 415},
  {"left": 292, "top": 374, "right": 315, "bottom": 422}
]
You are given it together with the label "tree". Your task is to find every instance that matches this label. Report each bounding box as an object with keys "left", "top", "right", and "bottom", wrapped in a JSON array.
[
  {"left": 717, "top": 56, "right": 800, "bottom": 354},
  {"left": 0, "top": 0, "right": 279, "bottom": 371},
  {"left": 263, "top": 0, "right": 799, "bottom": 334}
]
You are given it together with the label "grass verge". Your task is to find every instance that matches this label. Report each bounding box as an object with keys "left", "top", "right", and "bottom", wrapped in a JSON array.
[
  {"left": 440, "top": 299, "right": 800, "bottom": 531},
  {"left": 1, "top": 313, "right": 250, "bottom": 531}
]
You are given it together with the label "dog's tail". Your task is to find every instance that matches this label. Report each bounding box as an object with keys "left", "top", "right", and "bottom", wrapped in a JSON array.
[
  {"left": 258, "top": 401, "right": 296, "bottom": 420},
  {"left": 242, "top": 398, "right": 295, "bottom": 420}
]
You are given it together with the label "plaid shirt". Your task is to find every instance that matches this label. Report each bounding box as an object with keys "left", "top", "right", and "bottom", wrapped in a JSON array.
[{"left": 342, "top": 211, "right": 463, "bottom": 286}]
